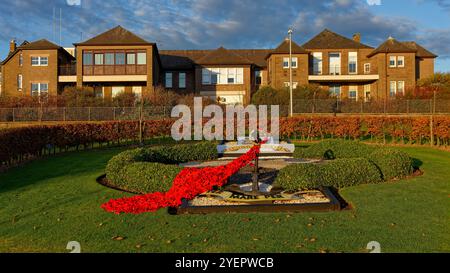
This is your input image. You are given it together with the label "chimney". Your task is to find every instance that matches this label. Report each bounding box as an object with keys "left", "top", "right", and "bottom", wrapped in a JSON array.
[
  {"left": 353, "top": 33, "right": 361, "bottom": 43},
  {"left": 9, "top": 40, "right": 16, "bottom": 53}
]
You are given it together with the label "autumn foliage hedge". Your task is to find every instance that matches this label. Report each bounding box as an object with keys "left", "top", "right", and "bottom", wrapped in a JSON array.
[{"left": 1, "top": 116, "right": 449, "bottom": 167}]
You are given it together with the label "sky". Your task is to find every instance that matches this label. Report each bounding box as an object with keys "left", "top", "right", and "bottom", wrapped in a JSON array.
[{"left": 0, "top": 0, "right": 449, "bottom": 72}]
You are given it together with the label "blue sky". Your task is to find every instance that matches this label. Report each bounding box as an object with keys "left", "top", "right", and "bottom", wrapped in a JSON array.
[{"left": 0, "top": 0, "right": 449, "bottom": 72}]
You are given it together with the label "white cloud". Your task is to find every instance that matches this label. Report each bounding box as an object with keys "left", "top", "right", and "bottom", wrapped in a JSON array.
[{"left": 367, "top": 0, "right": 382, "bottom": 5}]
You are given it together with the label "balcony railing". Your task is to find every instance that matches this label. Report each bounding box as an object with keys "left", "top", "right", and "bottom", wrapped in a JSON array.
[{"left": 59, "top": 64, "right": 76, "bottom": 76}]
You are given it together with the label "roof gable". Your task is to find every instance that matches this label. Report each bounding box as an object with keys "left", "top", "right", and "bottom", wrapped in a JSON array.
[
  {"left": 19, "top": 39, "right": 61, "bottom": 50},
  {"left": 303, "top": 29, "right": 372, "bottom": 49},
  {"left": 75, "top": 26, "right": 152, "bottom": 46},
  {"left": 196, "top": 47, "right": 253, "bottom": 65},
  {"left": 368, "top": 37, "right": 417, "bottom": 57},
  {"left": 402, "top": 41, "right": 437, "bottom": 58},
  {"left": 272, "top": 39, "right": 308, "bottom": 54}
]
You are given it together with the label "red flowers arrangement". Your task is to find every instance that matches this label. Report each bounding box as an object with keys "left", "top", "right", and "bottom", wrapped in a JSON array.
[{"left": 101, "top": 143, "right": 262, "bottom": 214}]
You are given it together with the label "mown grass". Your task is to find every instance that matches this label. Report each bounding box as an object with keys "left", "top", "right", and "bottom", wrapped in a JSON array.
[{"left": 0, "top": 145, "right": 449, "bottom": 253}]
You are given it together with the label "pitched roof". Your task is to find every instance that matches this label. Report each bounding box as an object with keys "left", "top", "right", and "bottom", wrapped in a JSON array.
[
  {"left": 159, "top": 49, "right": 271, "bottom": 69},
  {"left": 402, "top": 41, "right": 437, "bottom": 58},
  {"left": 302, "top": 29, "right": 373, "bottom": 49},
  {"left": 1, "top": 39, "right": 69, "bottom": 65},
  {"left": 195, "top": 47, "right": 253, "bottom": 65},
  {"left": 74, "top": 26, "right": 153, "bottom": 46},
  {"left": 271, "top": 39, "right": 308, "bottom": 54},
  {"left": 368, "top": 37, "right": 417, "bottom": 57}
]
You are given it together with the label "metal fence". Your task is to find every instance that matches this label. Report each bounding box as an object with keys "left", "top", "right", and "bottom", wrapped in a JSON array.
[{"left": 0, "top": 100, "right": 450, "bottom": 122}]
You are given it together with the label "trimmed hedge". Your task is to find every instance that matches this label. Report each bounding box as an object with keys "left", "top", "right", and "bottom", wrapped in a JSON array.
[
  {"left": 105, "top": 142, "right": 218, "bottom": 193},
  {"left": 369, "top": 148, "right": 413, "bottom": 180},
  {"left": 277, "top": 140, "right": 415, "bottom": 190},
  {"left": 276, "top": 158, "right": 383, "bottom": 190},
  {"left": 294, "top": 139, "right": 376, "bottom": 159}
]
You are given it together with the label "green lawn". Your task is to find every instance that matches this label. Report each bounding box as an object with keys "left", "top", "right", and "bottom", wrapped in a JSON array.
[{"left": 0, "top": 146, "right": 449, "bottom": 253}]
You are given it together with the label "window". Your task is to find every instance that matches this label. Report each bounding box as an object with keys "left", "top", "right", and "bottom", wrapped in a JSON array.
[
  {"left": 227, "top": 68, "right": 236, "bottom": 84},
  {"left": 17, "top": 74, "right": 23, "bottom": 91},
  {"left": 165, "top": 72, "right": 173, "bottom": 88},
  {"left": 132, "top": 86, "right": 142, "bottom": 99},
  {"left": 83, "top": 52, "right": 93, "bottom": 65},
  {"left": 390, "top": 81, "right": 397, "bottom": 97},
  {"left": 94, "top": 54, "right": 104, "bottom": 65},
  {"left": 389, "top": 56, "right": 397, "bottom": 68},
  {"left": 19, "top": 53, "right": 23, "bottom": 66},
  {"left": 364, "top": 84, "right": 371, "bottom": 102},
  {"left": 94, "top": 86, "right": 104, "bottom": 98},
  {"left": 115, "top": 53, "right": 125, "bottom": 65},
  {"left": 291, "top": 57, "right": 298, "bottom": 68},
  {"left": 127, "top": 53, "right": 136, "bottom": 65},
  {"left": 283, "top": 57, "right": 289, "bottom": 69},
  {"left": 211, "top": 68, "right": 219, "bottom": 84},
  {"left": 112, "top": 86, "right": 125, "bottom": 98},
  {"left": 31, "top": 56, "right": 47, "bottom": 66},
  {"left": 137, "top": 52, "right": 146, "bottom": 65},
  {"left": 329, "top": 53, "right": 341, "bottom": 75},
  {"left": 105, "top": 53, "right": 115, "bottom": 65},
  {"left": 313, "top": 52, "right": 322, "bottom": 75},
  {"left": 202, "top": 69, "right": 211, "bottom": 84},
  {"left": 349, "top": 86, "right": 358, "bottom": 100},
  {"left": 236, "top": 68, "right": 243, "bottom": 83},
  {"left": 179, "top": 73, "right": 186, "bottom": 88},
  {"left": 329, "top": 85, "right": 341, "bottom": 98},
  {"left": 397, "top": 56, "right": 405, "bottom": 68},
  {"left": 255, "top": 70, "right": 262, "bottom": 85},
  {"left": 397, "top": 81, "right": 405, "bottom": 95},
  {"left": 348, "top": 52, "right": 357, "bottom": 74},
  {"left": 364, "top": 63, "right": 371, "bottom": 74},
  {"left": 31, "top": 83, "right": 48, "bottom": 96}
]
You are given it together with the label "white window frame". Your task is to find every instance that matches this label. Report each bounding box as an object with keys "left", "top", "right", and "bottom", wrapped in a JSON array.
[
  {"left": 19, "top": 53, "right": 23, "bottom": 66},
  {"left": 202, "top": 68, "right": 243, "bottom": 85},
  {"left": 348, "top": 52, "right": 358, "bottom": 75},
  {"left": 283, "top": 57, "right": 289, "bottom": 69},
  {"left": 137, "top": 52, "right": 147, "bottom": 65},
  {"left": 397, "top": 56, "right": 405, "bottom": 68},
  {"left": 31, "top": 82, "right": 49, "bottom": 96},
  {"left": 179, "top": 72, "right": 186, "bottom": 89},
  {"left": 364, "top": 63, "right": 371, "bottom": 74},
  {"left": 291, "top": 57, "right": 298, "bottom": 69},
  {"left": 329, "top": 85, "right": 341, "bottom": 98},
  {"left": 390, "top": 81, "right": 397, "bottom": 97},
  {"left": 348, "top": 86, "right": 358, "bottom": 101},
  {"left": 313, "top": 52, "right": 323, "bottom": 75},
  {"left": 329, "top": 52, "right": 341, "bottom": 75},
  {"left": 202, "top": 69, "right": 211, "bottom": 85},
  {"left": 389, "top": 56, "right": 397, "bottom": 68},
  {"left": 94, "top": 54, "right": 104, "bottom": 65},
  {"left": 165, "top": 72, "right": 173, "bottom": 88}
]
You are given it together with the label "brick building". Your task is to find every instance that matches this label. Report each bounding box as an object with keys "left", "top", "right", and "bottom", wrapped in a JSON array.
[{"left": 0, "top": 26, "right": 437, "bottom": 104}]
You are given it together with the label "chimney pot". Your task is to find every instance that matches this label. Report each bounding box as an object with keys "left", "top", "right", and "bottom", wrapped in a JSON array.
[
  {"left": 353, "top": 33, "right": 361, "bottom": 43},
  {"left": 9, "top": 39, "right": 16, "bottom": 53}
]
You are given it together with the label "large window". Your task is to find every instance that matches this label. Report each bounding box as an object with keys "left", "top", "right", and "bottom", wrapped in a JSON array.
[
  {"left": 329, "top": 53, "right": 341, "bottom": 75},
  {"left": 105, "top": 53, "right": 115, "bottom": 65},
  {"left": 83, "top": 52, "right": 93, "bottom": 65},
  {"left": 397, "top": 81, "right": 405, "bottom": 95},
  {"left": 313, "top": 52, "right": 322, "bottom": 75},
  {"left": 137, "top": 52, "right": 146, "bottom": 65},
  {"left": 165, "top": 72, "right": 173, "bottom": 88},
  {"left": 329, "top": 85, "right": 341, "bottom": 98},
  {"left": 31, "top": 83, "right": 48, "bottom": 96},
  {"left": 348, "top": 52, "right": 357, "bottom": 74},
  {"left": 202, "top": 68, "right": 244, "bottom": 85},
  {"left": 94, "top": 54, "right": 104, "bottom": 65},
  {"left": 115, "top": 53, "right": 126, "bottom": 65},
  {"left": 390, "top": 81, "right": 397, "bottom": 97},
  {"left": 282, "top": 57, "right": 298, "bottom": 69},
  {"left": 179, "top": 73, "right": 186, "bottom": 88},
  {"left": 127, "top": 53, "right": 136, "bottom": 65},
  {"left": 31, "top": 56, "right": 48, "bottom": 66}
]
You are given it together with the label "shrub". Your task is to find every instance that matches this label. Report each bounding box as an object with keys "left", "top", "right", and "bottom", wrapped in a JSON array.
[
  {"left": 105, "top": 142, "right": 218, "bottom": 193},
  {"left": 275, "top": 158, "right": 383, "bottom": 190},
  {"left": 294, "top": 139, "right": 376, "bottom": 159},
  {"left": 369, "top": 148, "right": 413, "bottom": 180}
]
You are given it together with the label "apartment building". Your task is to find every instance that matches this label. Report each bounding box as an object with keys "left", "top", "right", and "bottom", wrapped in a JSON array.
[{"left": 0, "top": 26, "right": 437, "bottom": 104}]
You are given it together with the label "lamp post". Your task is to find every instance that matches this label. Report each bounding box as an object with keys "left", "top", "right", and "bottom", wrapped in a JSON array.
[{"left": 288, "top": 27, "right": 293, "bottom": 117}]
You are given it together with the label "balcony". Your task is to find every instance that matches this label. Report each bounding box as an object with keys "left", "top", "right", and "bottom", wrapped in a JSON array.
[
  {"left": 309, "top": 65, "right": 379, "bottom": 82},
  {"left": 59, "top": 64, "right": 76, "bottom": 76}
]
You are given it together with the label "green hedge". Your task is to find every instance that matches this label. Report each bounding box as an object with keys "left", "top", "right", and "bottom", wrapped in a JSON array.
[
  {"left": 369, "top": 148, "right": 413, "bottom": 180},
  {"left": 276, "top": 158, "right": 383, "bottom": 190},
  {"left": 105, "top": 142, "right": 218, "bottom": 193},
  {"left": 294, "top": 139, "right": 376, "bottom": 159}
]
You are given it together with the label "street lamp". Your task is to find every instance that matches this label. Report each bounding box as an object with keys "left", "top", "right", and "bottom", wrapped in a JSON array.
[{"left": 288, "top": 27, "right": 294, "bottom": 117}]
